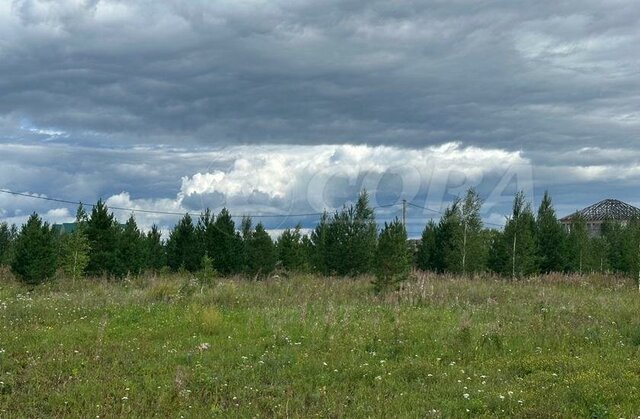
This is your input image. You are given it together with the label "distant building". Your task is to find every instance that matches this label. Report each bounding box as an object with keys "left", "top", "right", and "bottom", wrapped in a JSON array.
[{"left": 560, "top": 199, "right": 640, "bottom": 236}]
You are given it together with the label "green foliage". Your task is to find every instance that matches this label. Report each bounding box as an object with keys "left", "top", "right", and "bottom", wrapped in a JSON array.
[
  {"left": 536, "top": 191, "right": 566, "bottom": 273},
  {"left": 198, "top": 253, "right": 216, "bottom": 286},
  {"left": 166, "top": 213, "right": 200, "bottom": 272},
  {"left": 0, "top": 222, "right": 17, "bottom": 267},
  {"left": 59, "top": 204, "right": 91, "bottom": 281},
  {"left": 318, "top": 190, "right": 377, "bottom": 276},
  {"left": 246, "top": 223, "right": 277, "bottom": 278},
  {"left": 495, "top": 192, "right": 538, "bottom": 278},
  {"left": 144, "top": 224, "right": 166, "bottom": 272},
  {"left": 373, "top": 218, "right": 410, "bottom": 294},
  {"left": 566, "top": 214, "right": 590, "bottom": 274},
  {"left": 309, "top": 211, "right": 330, "bottom": 274},
  {"left": 114, "top": 214, "right": 145, "bottom": 278},
  {"left": 415, "top": 220, "right": 437, "bottom": 271},
  {"left": 11, "top": 213, "right": 57, "bottom": 284},
  {"left": 210, "top": 208, "right": 243, "bottom": 275},
  {"left": 4, "top": 274, "right": 640, "bottom": 416},
  {"left": 86, "top": 200, "right": 118, "bottom": 276},
  {"left": 276, "top": 224, "right": 308, "bottom": 272},
  {"left": 459, "top": 188, "right": 487, "bottom": 274}
]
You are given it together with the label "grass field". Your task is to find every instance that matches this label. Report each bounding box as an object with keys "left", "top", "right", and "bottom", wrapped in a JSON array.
[{"left": 1, "top": 270, "right": 640, "bottom": 417}]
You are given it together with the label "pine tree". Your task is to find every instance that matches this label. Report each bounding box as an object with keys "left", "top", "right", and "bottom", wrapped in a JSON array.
[
  {"left": 144, "top": 225, "right": 166, "bottom": 273},
  {"left": 115, "top": 214, "right": 145, "bottom": 277},
  {"left": 498, "top": 192, "right": 537, "bottom": 278},
  {"left": 247, "top": 223, "right": 276, "bottom": 278},
  {"left": 310, "top": 211, "right": 330, "bottom": 274},
  {"left": 166, "top": 213, "right": 200, "bottom": 272},
  {"left": 587, "top": 236, "right": 609, "bottom": 274},
  {"left": 0, "top": 222, "right": 17, "bottom": 267},
  {"left": 433, "top": 200, "right": 463, "bottom": 273},
  {"left": 198, "top": 253, "right": 216, "bottom": 286},
  {"left": 535, "top": 191, "right": 566, "bottom": 273},
  {"left": 239, "top": 216, "right": 253, "bottom": 274},
  {"left": 602, "top": 221, "right": 626, "bottom": 273},
  {"left": 86, "top": 200, "right": 118, "bottom": 276},
  {"left": 60, "top": 204, "right": 91, "bottom": 281},
  {"left": 195, "top": 209, "right": 213, "bottom": 265},
  {"left": 373, "top": 218, "right": 410, "bottom": 294},
  {"left": 459, "top": 188, "right": 486, "bottom": 275},
  {"left": 350, "top": 190, "right": 377, "bottom": 275},
  {"left": 566, "top": 213, "right": 590, "bottom": 274},
  {"left": 622, "top": 217, "right": 640, "bottom": 282},
  {"left": 276, "top": 224, "right": 306, "bottom": 272},
  {"left": 211, "top": 208, "right": 243, "bottom": 275},
  {"left": 11, "top": 213, "right": 57, "bottom": 285},
  {"left": 416, "top": 220, "right": 437, "bottom": 271},
  {"left": 320, "top": 190, "right": 377, "bottom": 276}
]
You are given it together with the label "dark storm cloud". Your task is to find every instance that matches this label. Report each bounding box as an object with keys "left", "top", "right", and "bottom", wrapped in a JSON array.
[
  {"left": 1, "top": 0, "right": 638, "bottom": 153},
  {"left": 1, "top": 0, "right": 639, "bottom": 235}
]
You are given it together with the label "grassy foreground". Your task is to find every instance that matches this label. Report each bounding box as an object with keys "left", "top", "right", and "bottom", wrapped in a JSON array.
[{"left": 1, "top": 271, "right": 640, "bottom": 417}]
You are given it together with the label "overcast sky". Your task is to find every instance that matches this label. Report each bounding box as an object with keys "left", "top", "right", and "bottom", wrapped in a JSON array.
[{"left": 1, "top": 0, "right": 639, "bottom": 237}]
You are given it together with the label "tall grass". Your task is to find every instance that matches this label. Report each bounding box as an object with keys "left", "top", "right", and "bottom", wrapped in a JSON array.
[{"left": 1, "top": 271, "right": 639, "bottom": 416}]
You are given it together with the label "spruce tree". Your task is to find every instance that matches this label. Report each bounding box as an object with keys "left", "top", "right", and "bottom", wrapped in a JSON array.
[
  {"left": 195, "top": 209, "right": 213, "bottom": 265},
  {"left": 211, "top": 208, "right": 243, "bottom": 275},
  {"left": 622, "top": 217, "right": 640, "bottom": 281},
  {"left": 276, "top": 224, "right": 306, "bottom": 272},
  {"left": 239, "top": 216, "right": 253, "bottom": 274},
  {"left": 86, "top": 200, "right": 118, "bottom": 276},
  {"left": 115, "top": 214, "right": 145, "bottom": 277},
  {"left": 166, "top": 213, "right": 200, "bottom": 272},
  {"left": 0, "top": 222, "right": 17, "bottom": 267},
  {"left": 247, "top": 222, "right": 276, "bottom": 278},
  {"left": 416, "top": 220, "right": 437, "bottom": 271},
  {"left": 350, "top": 190, "right": 377, "bottom": 274},
  {"left": 144, "top": 225, "right": 166, "bottom": 273},
  {"left": 310, "top": 211, "right": 330, "bottom": 274},
  {"left": 535, "top": 192, "right": 566, "bottom": 273},
  {"left": 11, "top": 213, "right": 57, "bottom": 285},
  {"left": 566, "top": 214, "right": 590, "bottom": 274},
  {"left": 602, "top": 221, "right": 626, "bottom": 273},
  {"left": 373, "top": 218, "right": 410, "bottom": 294},
  {"left": 433, "top": 200, "right": 463, "bottom": 273},
  {"left": 60, "top": 204, "right": 91, "bottom": 281}
]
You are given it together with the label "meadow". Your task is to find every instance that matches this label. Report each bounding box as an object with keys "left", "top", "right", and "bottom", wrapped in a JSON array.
[{"left": 1, "top": 270, "right": 640, "bottom": 417}]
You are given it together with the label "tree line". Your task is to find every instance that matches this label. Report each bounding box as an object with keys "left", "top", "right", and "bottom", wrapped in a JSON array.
[{"left": 1, "top": 190, "right": 640, "bottom": 289}]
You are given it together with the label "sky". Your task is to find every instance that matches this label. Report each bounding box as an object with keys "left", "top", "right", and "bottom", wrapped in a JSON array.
[{"left": 1, "top": 0, "right": 639, "bottom": 237}]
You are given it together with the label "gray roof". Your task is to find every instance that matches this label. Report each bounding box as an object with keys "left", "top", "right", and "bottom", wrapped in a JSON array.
[{"left": 560, "top": 199, "right": 640, "bottom": 223}]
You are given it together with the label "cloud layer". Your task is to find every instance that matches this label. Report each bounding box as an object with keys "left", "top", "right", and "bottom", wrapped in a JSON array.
[{"left": 1, "top": 0, "right": 639, "bottom": 235}]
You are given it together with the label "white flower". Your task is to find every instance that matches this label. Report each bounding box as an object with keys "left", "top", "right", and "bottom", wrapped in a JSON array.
[
  {"left": 463, "top": 393, "right": 470, "bottom": 399},
  {"left": 198, "top": 343, "right": 210, "bottom": 351}
]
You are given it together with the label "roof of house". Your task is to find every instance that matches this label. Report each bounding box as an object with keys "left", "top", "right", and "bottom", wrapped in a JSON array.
[{"left": 560, "top": 199, "right": 640, "bottom": 223}]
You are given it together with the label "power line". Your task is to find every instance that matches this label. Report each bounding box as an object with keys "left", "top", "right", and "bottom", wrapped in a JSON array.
[
  {"left": 0, "top": 188, "right": 400, "bottom": 219},
  {"left": 406, "top": 200, "right": 504, "bottom": 228},
  {"left": 0, "top": 188, "right": 505, "bottom": 227}
]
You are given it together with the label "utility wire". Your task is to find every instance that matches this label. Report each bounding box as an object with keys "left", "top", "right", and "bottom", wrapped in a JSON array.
[
  {"left": 0, "top": 188, "right": 401, "bottom": 219},
  {"left": 0, "top": 188, "right": 505, "bottom": 227}
]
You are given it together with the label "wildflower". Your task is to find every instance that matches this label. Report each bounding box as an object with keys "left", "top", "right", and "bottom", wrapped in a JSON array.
[
  {"left": 499, "top": 395, "right": 505, "bottom": 400},
  {"left": 121, "top": 396, "right": 128, "bottom": 401},
  {"left": 463, "top": 393, "right": 470, "bottom": 399},
  {"left": 375, "top": 376, "right": 382, "bottom": 381},
  {"left": 197, "top": 343, "right": 210, "bottom": 351}
]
